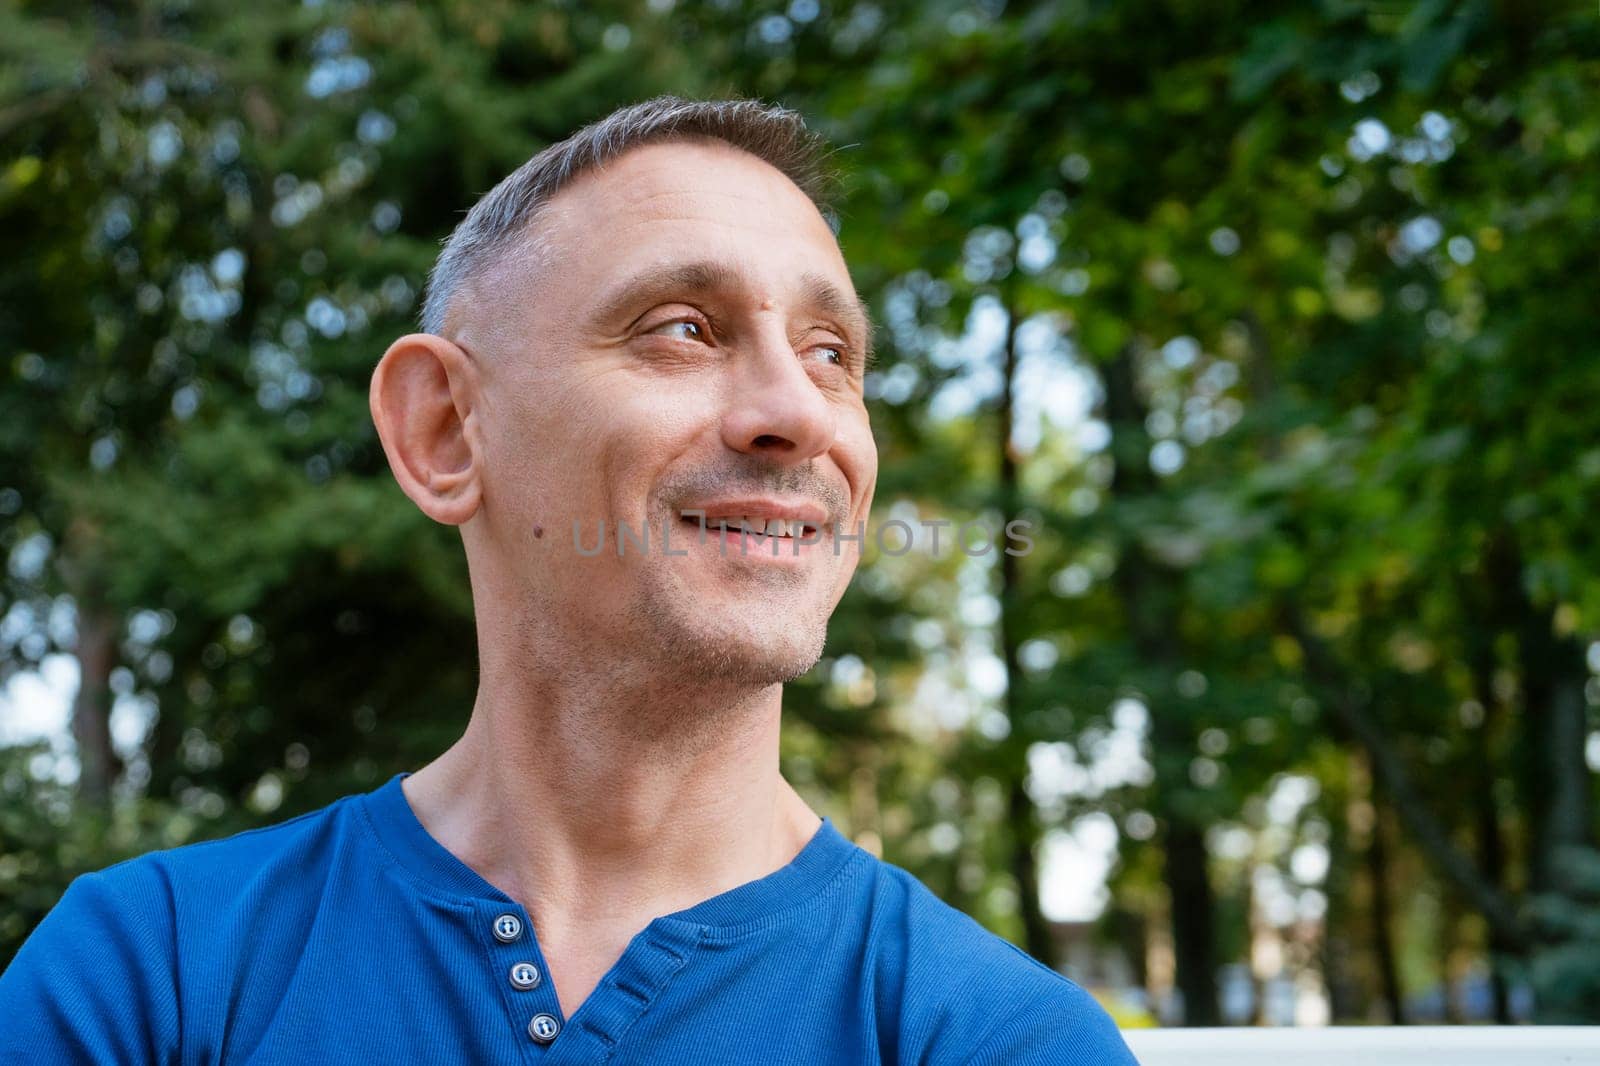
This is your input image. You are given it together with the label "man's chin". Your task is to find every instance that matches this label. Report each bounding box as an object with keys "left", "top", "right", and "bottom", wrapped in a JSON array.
[{"left": 655, "top": 620, "right": 827, "bottom": 688}]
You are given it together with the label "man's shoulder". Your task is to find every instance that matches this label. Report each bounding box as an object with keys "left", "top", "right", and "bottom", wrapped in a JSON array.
[
  {"left": 847, "top": 850, "right": 1136, "bottom": 1064},
  {"left": 857, "top": 851, "right": 1066, "bottom": 986},
  {"left": 81, "top": 786, "right": 368, "bottom": 918},
  {"left": 0, "top": 786, "right": 378, "bottom": 1059}
]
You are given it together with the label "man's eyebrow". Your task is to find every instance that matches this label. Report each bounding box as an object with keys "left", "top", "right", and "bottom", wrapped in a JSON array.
[
  {"left": 798, "top": 271, "right": 876, "bottom": 368},
  {"left": 589, "top": 260, "right": 743, "bottom": 330},
  {"left": 591, "top": 259, "right": 876, "bottom": 367}
]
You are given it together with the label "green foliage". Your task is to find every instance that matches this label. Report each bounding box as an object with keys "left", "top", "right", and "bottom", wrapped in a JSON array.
[{"left": 2, "top": 0, "right": 1598, "bottom": 1026}]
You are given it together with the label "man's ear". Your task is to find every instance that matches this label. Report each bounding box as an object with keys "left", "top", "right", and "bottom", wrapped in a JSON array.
[{"left": 369, "top": 333, "right": 484, "bottom": 526}]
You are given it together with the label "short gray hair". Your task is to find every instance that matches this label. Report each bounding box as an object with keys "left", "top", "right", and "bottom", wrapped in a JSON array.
[{"left": 419, "top": 94, "right": 842, "bottom": 337}]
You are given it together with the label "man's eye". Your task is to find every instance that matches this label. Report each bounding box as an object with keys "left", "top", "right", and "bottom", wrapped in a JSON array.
[
  {"left": 808, "top": 338, "right": 854, "bottom": 369},
  {"left": 649, "top": 319, "right": 707, "bottom": 341}
]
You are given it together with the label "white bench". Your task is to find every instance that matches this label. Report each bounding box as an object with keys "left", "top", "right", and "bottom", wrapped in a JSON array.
[{"left": 1124, "top": 1026, "right": 1600, "bottom": 1065}]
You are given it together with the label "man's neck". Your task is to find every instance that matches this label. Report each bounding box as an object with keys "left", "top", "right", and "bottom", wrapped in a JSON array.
[{"left": 400, "top": 673, "right": 821, "bottom": 936}]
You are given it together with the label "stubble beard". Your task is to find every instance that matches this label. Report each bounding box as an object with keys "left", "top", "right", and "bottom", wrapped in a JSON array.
[{"left": 634, "top": 575, "right": 832, "bottom": 689}]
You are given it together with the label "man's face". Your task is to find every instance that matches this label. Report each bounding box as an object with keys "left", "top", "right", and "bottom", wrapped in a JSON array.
[{"left": 457, "top": 139, "right": 878, "bottom": 686}]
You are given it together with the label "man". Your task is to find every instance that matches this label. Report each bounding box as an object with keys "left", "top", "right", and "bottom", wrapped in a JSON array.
[{"left": 0, "top": 95, "right": 1137, "bottom": 1064}]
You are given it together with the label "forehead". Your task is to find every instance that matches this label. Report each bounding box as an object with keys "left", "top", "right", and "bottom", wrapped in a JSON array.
[{"left": 536, "top": 139, "right": 854, "bottom": 303}]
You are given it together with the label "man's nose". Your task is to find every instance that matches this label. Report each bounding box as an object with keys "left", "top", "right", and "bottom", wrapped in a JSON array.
[{"left": 719, "top": 325, "right": 837, "bottom": 463}]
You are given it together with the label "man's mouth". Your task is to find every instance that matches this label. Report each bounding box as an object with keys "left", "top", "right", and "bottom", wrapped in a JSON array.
[{"left": 678, "top": 512, "right": 822, "bottom": 540}]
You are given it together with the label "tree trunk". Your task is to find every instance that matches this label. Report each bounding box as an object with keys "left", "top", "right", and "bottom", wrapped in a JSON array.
[
  {"left": 994, "top": 284, "right": 1054, "bottom": 965},
  {"left": 1367, "top": 784, "right": 1407, "bottom": 1024},
  {"left": 1102, "top": 340, "right": 1220, "bottom": 1025},
  {"left": 1321, "top": 763, "right": 1366, "bottom": 1023},
  {"left": 1164, "top": 817, "right": 1222, "bottom": 1025},
  {"left": 1486, "top": 529, "right": 1595, "bottom": 894},
  {"left": 60, "top": 516, "right": 123, "bottom": 806},
  {"left": 1007, "top": 776, "right": 1054, "bottom": 963},
  {"left": 1519, "top": 650, "right": 1594, "bottom": 893},
  {"left": 1461, "top": 558, "right": 1514, "bottom": 1024},
  {"left": 1472, "top": 733, "right": 1514, "bottom": 1023}
]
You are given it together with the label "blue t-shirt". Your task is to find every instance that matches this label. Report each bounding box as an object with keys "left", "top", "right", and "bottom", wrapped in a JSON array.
[{"left": 0, "top": 772, "right": 1137, "bottom": 1064}]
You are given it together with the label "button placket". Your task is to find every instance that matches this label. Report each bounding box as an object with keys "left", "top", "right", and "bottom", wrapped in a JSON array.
[
  {"left": 478, "top": 903, "right": 564, "bottom": 1055},
  {"left": 534, "top": 921, "right": 702, "bottom": 1064}
]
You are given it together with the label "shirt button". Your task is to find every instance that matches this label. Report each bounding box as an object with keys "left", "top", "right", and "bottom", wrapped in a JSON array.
[
  {"left": 509, "top": 961, "right": 541, "bottom": 990},
  {"left": 492, "top": 913, "right": 523, "bottom": 943},
  {"left": 528, "top": 1013, "right": 561, "bottom": 1043}
]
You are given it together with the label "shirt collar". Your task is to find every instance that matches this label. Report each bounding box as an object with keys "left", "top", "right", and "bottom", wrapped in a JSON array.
[{"left": 359, "top": 771, "right": 862, "bottom": 930}]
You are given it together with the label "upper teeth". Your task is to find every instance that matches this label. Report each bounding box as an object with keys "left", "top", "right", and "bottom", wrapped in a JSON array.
[{"left": 684, "top": 514, "right": 813, "bottom": 538}]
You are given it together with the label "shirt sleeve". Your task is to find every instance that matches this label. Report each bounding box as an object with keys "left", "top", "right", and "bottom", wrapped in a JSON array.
[
  {"left": 0, "top": 862, "right": 182, "bottom": 1064},
  {"left": 961, "top": 984, "right": 1141, "bottom": 1066}
]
